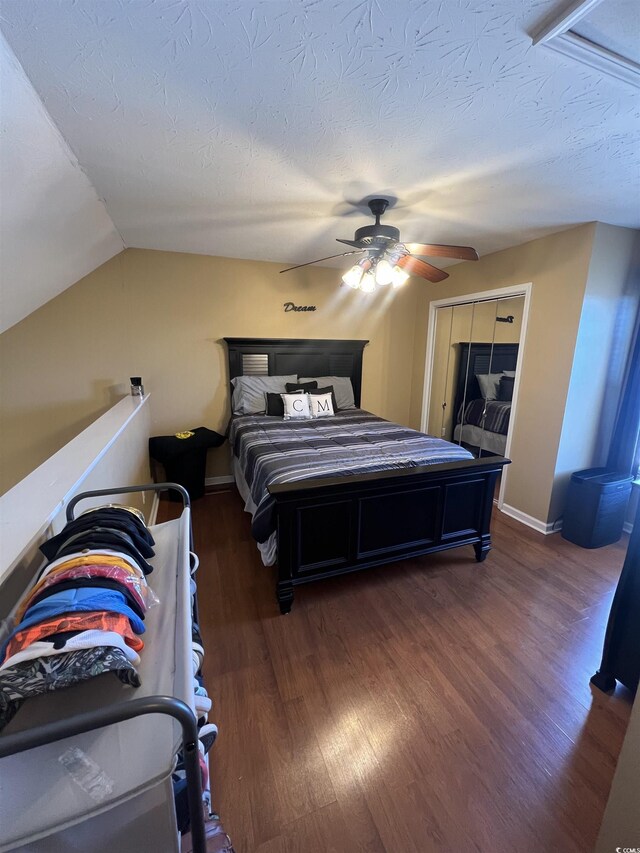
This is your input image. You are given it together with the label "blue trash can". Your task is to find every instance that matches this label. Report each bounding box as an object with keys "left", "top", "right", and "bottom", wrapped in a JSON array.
[{"left": 562, "top": 467, "right": 633, "bottom": 548}]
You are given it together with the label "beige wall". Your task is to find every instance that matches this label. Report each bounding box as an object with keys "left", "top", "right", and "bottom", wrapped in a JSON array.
[
  {"left": 412, "top": 222, "right": 640, "bottom": 525},
  {"left": 0, "top": 248, "right": 420, "bottom": 492},
  {"left": 552, "top": 223, "right": 640, "bottom": 520},
  {"left": 411, "top": 223, "right": 597, "bottom": 523}
]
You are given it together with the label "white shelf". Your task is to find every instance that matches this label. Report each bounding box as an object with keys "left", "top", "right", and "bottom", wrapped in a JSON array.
[{"left": 0, "top": 395, "right": 150, "bottom": 585}]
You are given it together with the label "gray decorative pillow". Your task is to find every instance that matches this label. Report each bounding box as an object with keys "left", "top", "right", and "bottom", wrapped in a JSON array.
[
  {"left": 476, "top": 372, "right": 503, "bottom": 401},
  {"left": 231, "top": 374, "right": 297, "bottom": 415},
  {"left": 298, "top": 376, "right": 356, "bottom": 410}
]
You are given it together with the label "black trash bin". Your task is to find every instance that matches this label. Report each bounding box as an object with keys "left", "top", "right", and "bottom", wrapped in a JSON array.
[
  {"left": 149, "top": 427, "right": 225, "bottom": 500},
  {"left": 562, "top": 467, "right": 633, "bottom": 548}
]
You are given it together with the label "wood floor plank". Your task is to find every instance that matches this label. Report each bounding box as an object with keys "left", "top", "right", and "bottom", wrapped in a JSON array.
[
  {"left": 254, "top": 797, "right": 386, "bottom": 853},
  {"left": 158, "top": 489, "right": 633, "bottom": 852}
]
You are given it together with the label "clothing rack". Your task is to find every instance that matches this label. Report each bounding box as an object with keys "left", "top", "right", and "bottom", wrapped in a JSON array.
[{"left": 0, "top": 483, "right": 207, "bottom": 853}]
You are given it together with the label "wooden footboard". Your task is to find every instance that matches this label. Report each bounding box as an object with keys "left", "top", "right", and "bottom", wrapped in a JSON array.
[{"left": 269, "top": 455, "right": 510, "bottom": 613}]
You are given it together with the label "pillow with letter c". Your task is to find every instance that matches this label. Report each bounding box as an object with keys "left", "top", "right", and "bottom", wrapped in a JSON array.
[{"left": 281, "top": 393, "right": 311, "bottom": 420}]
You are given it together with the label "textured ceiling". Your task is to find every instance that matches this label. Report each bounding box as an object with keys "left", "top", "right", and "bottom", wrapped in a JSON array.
[
  {"left": 0, "top": 33, "right": 123, "bottom": 333},
  {"left": 0, "top": 0, "right": 639, "bottom": 279}
]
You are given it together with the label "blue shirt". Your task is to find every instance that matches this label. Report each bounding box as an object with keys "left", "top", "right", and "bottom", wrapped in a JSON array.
[{"left": 3, "top": 588, "right": 145, "bottom": 660}]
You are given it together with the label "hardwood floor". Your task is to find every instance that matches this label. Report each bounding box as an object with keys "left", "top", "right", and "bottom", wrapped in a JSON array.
[{"left": 159, "top": 490, "right": 633, "bottom": 852}]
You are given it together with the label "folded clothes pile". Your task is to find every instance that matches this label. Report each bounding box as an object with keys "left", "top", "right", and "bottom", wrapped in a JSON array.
[{"left": 0, "top": 505, "right": 158, "bottom": 730}]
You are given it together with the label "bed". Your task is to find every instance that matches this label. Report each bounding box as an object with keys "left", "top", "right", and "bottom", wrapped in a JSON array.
[
  {"left": 225, "top": 337, "right": 510, "bottom": 613},
  {"left": 452, "top": 342, "right": 519, "bottom": 457}
]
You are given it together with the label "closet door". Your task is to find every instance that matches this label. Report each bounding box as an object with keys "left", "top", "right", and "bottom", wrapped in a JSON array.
[{"left": 428, "top": 296, "right": 524, "bottom": 458}]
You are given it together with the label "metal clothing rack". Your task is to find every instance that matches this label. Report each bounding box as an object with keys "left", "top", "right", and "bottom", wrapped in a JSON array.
[{"left": 0, "top": 483, "right": 207, "bottom": 853}]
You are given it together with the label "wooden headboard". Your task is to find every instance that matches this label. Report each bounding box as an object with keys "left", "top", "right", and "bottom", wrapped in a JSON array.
[
  {"left": 453, "top": 342, "right": 519, "bottom": 422},
  {"left": 223, "top": 338, "right": 369, "bottom": 407}
]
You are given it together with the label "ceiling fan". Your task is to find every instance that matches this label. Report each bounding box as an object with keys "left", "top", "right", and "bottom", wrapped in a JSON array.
[{"left": 280, "top": 198, "right": 479, "bottom": 291}]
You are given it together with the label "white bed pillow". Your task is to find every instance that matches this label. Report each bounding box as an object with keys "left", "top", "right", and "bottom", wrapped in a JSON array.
[
  {"left": 299, "top": 376, "right": 355, "bottom": 410},
  {"left": 231, "top": 374, "right": 297, "bottom": 415},
  {"left": 476, "top": 372, "right": 503, "bottom": 401},
  {"left": 281, "top": 392, "right": 311, "bottom": 420},
  {"left": 308, "top": 391, "right": 335, "bottom": 419}
]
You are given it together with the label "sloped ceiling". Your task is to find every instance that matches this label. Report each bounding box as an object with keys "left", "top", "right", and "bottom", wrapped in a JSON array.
[
  {"left": 0, "top": 34, "right": 123, "bottom": 333},
  {"left": 0, "top": 0, "right": 638, "bottom": 326}
]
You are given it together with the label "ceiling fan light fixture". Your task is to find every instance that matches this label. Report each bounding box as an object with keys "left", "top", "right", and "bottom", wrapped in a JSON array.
[
  {"left": 360, "top": 271, "right": 376, "bottom": 293},
  {"left": 342, "top": 265, "right": 364, "bottom": 289},
  {"left": 374, "top": 258, "right": 394, "bottom": 286},
  {"left": 341, "top": 257, "right": 371, "bottom": 289},
  {"left": 391, "top": 266, "right": 410, "bottom": 288}
]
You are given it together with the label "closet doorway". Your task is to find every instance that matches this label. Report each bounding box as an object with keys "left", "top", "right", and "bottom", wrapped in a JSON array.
[{"left": 420, "top": 283, "right": 532, "bottom": 509}]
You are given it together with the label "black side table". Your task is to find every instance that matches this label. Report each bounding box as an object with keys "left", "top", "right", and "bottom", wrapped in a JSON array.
[{"left": 149, "top": 427, "right": 225, "bottom": 500}]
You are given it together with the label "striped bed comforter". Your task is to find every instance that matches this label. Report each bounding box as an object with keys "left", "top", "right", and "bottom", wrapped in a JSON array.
[
  {"left": 230, "top": 409, "right": 473, "bottom": 543},
  {"left": 458, "top": 399, "right": 511, "bottom": 436}
]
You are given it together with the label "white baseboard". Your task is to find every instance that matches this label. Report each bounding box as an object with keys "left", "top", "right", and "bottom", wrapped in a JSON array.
[
  {"left": 148, "top": 492, "right": 160, "bottom": 526},
  {"left": 500, "top": 503, "right": 562, "bottom": 535},
  {"left": 205, "top": 475, "right": 235, "bottom": 487},
  {"left": 147, "top": 478, "right": 232, "bottom": 524}
]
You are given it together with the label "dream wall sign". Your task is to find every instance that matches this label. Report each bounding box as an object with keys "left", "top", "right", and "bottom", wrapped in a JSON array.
[{"left": 283, "top": 302, "right": 316, "bottom": 312}]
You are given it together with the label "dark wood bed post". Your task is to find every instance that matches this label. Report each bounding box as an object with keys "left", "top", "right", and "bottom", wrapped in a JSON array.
[
  {"left": 275, "top": 497, "right": 296, "bottom": 614},
  {"left": 473, "top": 469, "right": 500, "bottom": 562},
  {"left": 276, "top": 582, "right": 295, "bottom": 615},
  {"left": 473, "top": 541, "right": 490, "bottom": 562}
]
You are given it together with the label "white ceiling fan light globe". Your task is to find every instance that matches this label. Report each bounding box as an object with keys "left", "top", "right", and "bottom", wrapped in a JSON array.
[
  {"left": 374, "top": 259, "right": 394, "bottom": 285},
  {"left": 391, "top": 266, "right": 410, "bottom": 288},
  {"left": 360, "top": 272, "right": 376, "bottom": 293},
  {"left": 342, "top": 265, "right": 364, "bottom": 289}
]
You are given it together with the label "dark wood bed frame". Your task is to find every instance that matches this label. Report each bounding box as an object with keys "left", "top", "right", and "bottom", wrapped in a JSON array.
[{"left": 225, "top": 337, "right": 510, "bottom": 614}]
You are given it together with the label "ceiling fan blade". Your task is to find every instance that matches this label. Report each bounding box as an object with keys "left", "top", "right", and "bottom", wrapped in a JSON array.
[
  {"left": 405, "top": 243, "right": 479, "bottom": 261},
  {"left": 280, "top": 249, "right": 365, "bottom": 273},
  {"left": 336, "top": 238, "right": 365, "bottom": 248},
  {"left": 397, "top": 255, "right": 449, "bottom": 283}
]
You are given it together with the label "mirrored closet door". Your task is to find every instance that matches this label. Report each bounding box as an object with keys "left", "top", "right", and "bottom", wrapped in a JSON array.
[{"left": 427, "top": 294, "right": 525, "bottom": 459}]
